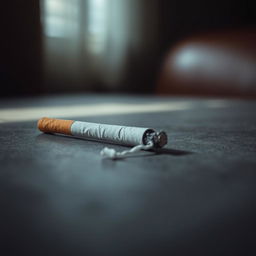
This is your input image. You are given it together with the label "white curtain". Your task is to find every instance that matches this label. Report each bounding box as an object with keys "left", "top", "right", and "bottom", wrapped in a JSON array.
[{"left": 41, "top": 0, "right": 159, "bottom": 91}]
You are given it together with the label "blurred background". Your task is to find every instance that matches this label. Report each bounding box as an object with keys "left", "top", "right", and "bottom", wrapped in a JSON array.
[{"left": 1, "top": 0, "right": 255, "bottom": 97}]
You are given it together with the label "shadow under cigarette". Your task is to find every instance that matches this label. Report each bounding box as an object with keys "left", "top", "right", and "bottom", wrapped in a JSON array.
[
  {"left": 36, "top": 133, "right": 193, "bottom": 158},
  {"left": 119, "top": 148, "right": 193, "bottom": 159},
  {"left": 153, "top": 148, "right": 193, "bottom": 156}
]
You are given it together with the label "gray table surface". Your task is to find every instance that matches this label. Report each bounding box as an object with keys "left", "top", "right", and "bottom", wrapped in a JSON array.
[{"left": 1, "top": 94, "right": 256, "bottom": 256}]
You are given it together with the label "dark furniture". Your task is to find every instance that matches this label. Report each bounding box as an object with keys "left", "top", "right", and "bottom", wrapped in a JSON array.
[{"left": 158, "top": 29, "right": 256, "bottom": 97}]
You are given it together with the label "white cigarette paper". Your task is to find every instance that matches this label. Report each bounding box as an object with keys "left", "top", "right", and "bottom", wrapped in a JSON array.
[{"left": 71, "top": 121, "right": 150, "bottom": 146}]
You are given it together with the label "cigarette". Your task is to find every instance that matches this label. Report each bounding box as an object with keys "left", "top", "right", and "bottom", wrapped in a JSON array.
[{"left": 38, "top": 117, "right": 168, "bottom": 159}]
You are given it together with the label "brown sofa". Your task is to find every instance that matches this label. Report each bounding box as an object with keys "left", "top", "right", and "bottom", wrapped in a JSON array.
[{"left": 157, "top": 29, "right": 256, "bottom": 97}]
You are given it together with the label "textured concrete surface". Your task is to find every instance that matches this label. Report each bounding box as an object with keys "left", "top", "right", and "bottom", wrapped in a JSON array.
[{"left": 0, "top": 95, "right": 256, "bottom": 256}]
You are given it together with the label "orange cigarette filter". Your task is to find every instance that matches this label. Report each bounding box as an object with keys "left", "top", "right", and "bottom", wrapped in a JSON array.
[{"left": 38, "top": 117, "right": 74, "bottom": 135}]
